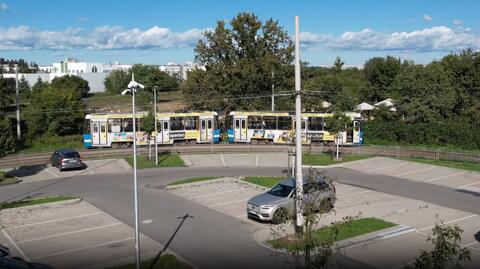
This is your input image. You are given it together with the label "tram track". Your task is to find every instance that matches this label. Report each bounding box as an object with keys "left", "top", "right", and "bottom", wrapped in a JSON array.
[{"left": 1, "top": 144, "right": 479, "bottom": 169}]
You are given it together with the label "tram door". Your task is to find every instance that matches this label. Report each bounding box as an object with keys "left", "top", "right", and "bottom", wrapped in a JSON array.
[
  {"left": 160, "top": 121, "right": 169, "bottom": 143},
  {"left": 200, "top": 118, "right": 213, "bottom": 142},
  {"left": 92, "top": 121, "right": 108, "bottom": 146},
  {"left": 234, "top": 118, "right": 247, "bottom": 141}
]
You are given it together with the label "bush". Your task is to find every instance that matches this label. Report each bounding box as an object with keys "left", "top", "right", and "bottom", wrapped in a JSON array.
[
  {"left": 0, "top": 117, "right": 15, "bottom": 157},
  {"left": 363, "top": 120, "right": 480, "bottom": 150}
]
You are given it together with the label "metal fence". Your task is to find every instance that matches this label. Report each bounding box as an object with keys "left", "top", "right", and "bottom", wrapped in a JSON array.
[{"left": 1, "top": 144, "right": 479, "bottom": 169}]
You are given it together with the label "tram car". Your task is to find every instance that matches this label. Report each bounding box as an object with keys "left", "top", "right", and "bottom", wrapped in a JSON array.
[{"left": 83, "top": 111, "right": 219, "bottom": 148}]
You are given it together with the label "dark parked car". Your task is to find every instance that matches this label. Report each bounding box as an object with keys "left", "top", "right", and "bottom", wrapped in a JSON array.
[{"left": 51, "top": 149, "right": 84, "bottom": 171}]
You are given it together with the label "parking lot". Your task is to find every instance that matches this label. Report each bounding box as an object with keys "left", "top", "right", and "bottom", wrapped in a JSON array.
[
  {"left": 6, "top": 159, "right": 131, "bottom": 184},
  {"left": 0, "top": 199, "right": 163, "bottom": 269},
  {"left": 167, "top": 175, "right": 480, "bottom": 269},
  {"left": 342, "top": 157, "right": 480, "bottom": 192},
  {"left": 181, "top": 153, "right": 289, "bottom": 168}
]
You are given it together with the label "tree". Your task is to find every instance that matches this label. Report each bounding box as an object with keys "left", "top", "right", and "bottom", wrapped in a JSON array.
[
  {"left": 393, "top": 62, "right": 455, "bottom": 124},
  {"left": 409, "top": 222, "right": 471, "bottom": 269},
  {"left": 333, "top": 56, "right": 344, "bottom": 74},
  {"left": 325, "top": 112, "right": 352, "bottom": 159},
  {"left": 183, "top": 12, "right": 294, "bottom": 111},
  {"left": 104, "top": 69, "right": 131, "bottom": 95},
  {"left": 19, "top": 76, "right": 31, "bottom": 101},
  {"left": 32, "top": 77, "right": 47, "bottom": 92},
  {"left": 269, "top": 169, "right": 357, "bottom": 269},
  {"left": 25, "top": 83, "right": 85, "bottom": 137},
  {"left": 0, "top": 116, "right": 15, "bottom": 157},
  {"left": 362, "top": 56, "right": 403, "bottom": 102},
  {"left": 0, "top": 76, "right": 15, "bottom": 111},
  {"left": 50, "top": 75, "right": 90, "bottom": 98}
]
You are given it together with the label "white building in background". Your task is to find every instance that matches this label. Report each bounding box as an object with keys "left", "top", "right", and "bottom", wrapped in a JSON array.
[
  {"left": 158, "top": 61, "right": 204, "bottom": 80},
  {"left": 103, "top": 61, "right": 132, "bottom": 72},
  {"left": 52, "top": 58, "right": 104, "bottom": 74}
]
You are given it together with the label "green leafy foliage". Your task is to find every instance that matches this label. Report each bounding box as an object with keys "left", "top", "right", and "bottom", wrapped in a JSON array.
[
  {"left": 410, "top": 222, "right": 471, "bottom": 269},
  {"left": 25, "top": 80, "right": 85, "bottom": 138},
  {"left": 0, "top": 116, "right": 15, "bottom": 157},
  {"left": 183, "top": 12, "right": 294, "bottom": 111},
  {"left": 50, "top": 75, "right": 90, "bottom": 98}
]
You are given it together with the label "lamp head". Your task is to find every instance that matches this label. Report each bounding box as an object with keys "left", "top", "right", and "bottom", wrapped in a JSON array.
[
  {"left": 128, "top": 81, "right": 145, "bottom": 89},
  {"left": 121, "top": 89, "right": 131, "bottom": 95}
]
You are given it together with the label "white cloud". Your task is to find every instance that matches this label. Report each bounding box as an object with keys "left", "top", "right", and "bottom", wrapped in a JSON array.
[
  {"left": 423, "top": 14, "right": 433, "bottom": 22},
  {"left": 0, "top": 3, "right": 7, "bottom": 11},
  {"left": 300, "top": 26, "right": 480, "bottom": 52},
  {"left": 0, "top": 25, "right": 206, "bottom": 51},
  {"left": 452, "top": 19, "right": 463, "bottom": 25},
  {"left": 76, "top": 17, "right": 89, "bottom": 23}
]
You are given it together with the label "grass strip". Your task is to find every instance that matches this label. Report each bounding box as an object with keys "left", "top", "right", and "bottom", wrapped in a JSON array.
[
  {"left": 108, "top": 254, "right": 191, "bottom": 269},
  {"left": 402, "top": 157, "right": 480, "bottom": 172},
  {"left": 269, "top": 217, "right": 396, "bottom": 251},
  {"left": 0, "top": 195, "right": 78, "bottom": 210},
  {"left": 168, "top": 176, "right": 219, "bottom": 186},
  {"left": 125, "top": 153, "right": 185, "bottom": 169},
  {"left": 303, "top": 153, "right": 370, "bottom": 166},
  {"left": 242, "top": 176, "right": 284, "bottom": 188}
]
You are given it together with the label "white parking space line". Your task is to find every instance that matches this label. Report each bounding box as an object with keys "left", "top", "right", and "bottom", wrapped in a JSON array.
[
  {"left": 425, "top": 172, "right": 464, "bottom": 183},
  {"left": 365, "top": 163, "right": 409, "bottom": 172},
  {"left": 86, "top": 167, "right": 95, "bottom": 175},
  {"left": 30, "top": 237, "right": 135, "bottom": 260},
  {"left": 337, "top": 190, "right": 371, "bottom": 198},
  {"left": 210, "top": 198, "right": 249, "bottom": 207},
  {"left": 44, "top": 168, "right": 60, "bottom": 178},
  {"left": 220, "top": 154, "right": 226, "bottom": 167},
  {"left": 457, "top": 180, "right": 480, "bottom": 189},
  {"left": 393, "top": 167, "right": 435, "bottom": 177},
  {"left": 192, "top": 189, "right": 248, "bottom": 199},
  {"left": 17, "top": 223, "right": 121, "bottom": 244},
  {"left": 1, "top": 229, "right": 29, "bottom": 261},
  {"left": 8, "top": 212, "right": 103, "bottom": 229},
  {"left": 417, "top": 214, "right": 477, "bottom": 232}
]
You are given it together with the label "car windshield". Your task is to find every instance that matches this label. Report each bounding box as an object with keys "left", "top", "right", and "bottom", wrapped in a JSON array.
[
  {"left": 268, "top": 183, "right": 294, "bottom": 197},
  {"left": 64, "top": 152, "right": 80, "bottom": 158}
]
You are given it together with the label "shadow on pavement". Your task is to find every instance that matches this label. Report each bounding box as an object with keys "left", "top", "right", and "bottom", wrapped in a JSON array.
[
  {"left": 455, "top": 189, "right": 480, "bottom": 197},
  {"left": 7, "top": 164, "right": 47, "bottom": 177}
]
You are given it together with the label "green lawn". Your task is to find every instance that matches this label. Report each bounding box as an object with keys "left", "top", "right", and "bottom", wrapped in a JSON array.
[
  {"left": 125, "top": 154, "right": 185, "bottom": 169},
  {"left": 0, "top": 195, "right": 78, "bottom": 210},
  {"left": 269, "top": 217, "right": 396, "bottom": 251},
  {"left": 168, "top": 176, "right": 219, "bottom": 186},
  {"left": 242, "top": 176, "right": 284, "bottom": 188},
  {"left": 108, "top": 254, "right": 190, "bottom": 269},
  {"left": 17, "top": 135, "right": 83, "bottom": 154},
  {"left": 0, "top": 175, "right": 20, "bottom": 186},
  {"left": 303, "top": 153, "right": 370, "bottom": 166},
  {"left": 403, "top": 157, "right": 480, "bottom": 172}
]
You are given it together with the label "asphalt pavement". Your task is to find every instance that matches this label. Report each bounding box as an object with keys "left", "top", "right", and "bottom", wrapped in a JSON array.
[{"left": 1, "top": 166, "right": 479, "bottom": 269}]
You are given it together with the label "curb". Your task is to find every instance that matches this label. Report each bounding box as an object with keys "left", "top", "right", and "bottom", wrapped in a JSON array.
[{"left": 0, "top": 197, "right": 82, "bottom": 213}]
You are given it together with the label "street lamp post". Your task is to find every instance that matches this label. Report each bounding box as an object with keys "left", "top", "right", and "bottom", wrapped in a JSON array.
[
  {"left": 294, "top": 15, "right": 304, "bottom": 232},
  {"left": 153, "top": 86, "right": 158, "bottom": 166},
  {"left": 122, "top": 74, "right": 145, "bottom": 269}
]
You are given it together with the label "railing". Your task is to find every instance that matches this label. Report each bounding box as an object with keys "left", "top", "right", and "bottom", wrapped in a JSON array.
[{"left": 1, "top": 144, "right": 479, "bottom": 169}]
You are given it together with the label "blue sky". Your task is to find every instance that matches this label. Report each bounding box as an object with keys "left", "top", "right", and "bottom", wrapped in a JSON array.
[{"left": 1, "top": 0, "right": 479, "bottom": 66}]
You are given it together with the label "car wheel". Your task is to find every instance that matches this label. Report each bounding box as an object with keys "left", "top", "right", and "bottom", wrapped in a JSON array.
[{"left": 272, "top": 208, "right": 288, "bottom": 224}]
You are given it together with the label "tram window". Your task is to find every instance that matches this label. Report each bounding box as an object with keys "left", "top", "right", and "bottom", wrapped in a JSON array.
[
  {"left": 308, "top": 117, "right": 324, "bottom": 131},
  {"left": 163, "top": 121, "right": 168, "bottom": 130},
  {"left": 108, "top": 119, "right": 122, "bottom": 133},
  {"left": 201, "top": 120, "right": 206, "bottom": 129},
  {"left": 122, "top": 118, "right": 133, "bottom": 132},
  {"left": 170, "top": 117, "right": 184, "bottom": 131},
  {"left": 184, "top": 116, "right": 198, "bottom": 130},
  {"left": 208, "top": 120, "right": 212, "bottom": 129},
  {"left": 248, "top": 116, "right": 262, "bottom": 129},
  {"left": 93, "top": 123, "right": 98, "bottom": 133},
  {"left": 354, "top": 121, "right": 360, "bottom": 132},
  {"left": 100, "top": 124, "right": 106, "bottom": 133},
  {"left": 277, "top": 116, "right": 292, "bottom": 130},
  {"left": 235, "top": 119, "right": 239, "bottom": 129},
  {"left": 263, "top": 116, "right": 277, "bottom": 130}
]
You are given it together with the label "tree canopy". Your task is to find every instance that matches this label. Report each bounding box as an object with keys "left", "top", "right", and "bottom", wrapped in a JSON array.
[
  {"left": 183, "top": 12, "right": 294, "bottom": 111},
  {"left": 50, "top": 75, "right": 90, "bottom": 98}
]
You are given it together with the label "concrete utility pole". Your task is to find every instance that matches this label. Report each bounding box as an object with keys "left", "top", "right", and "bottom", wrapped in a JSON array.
[
  {"left": 271, "top": 71, "right": 275, "bottom": 112},
  {"left": 153, "top": 86, "right": 158, "bottom": 165},
  {"left": 294, "top": 15, "right": 304, "bottom": 231},
  {"left": 15, "top": 68, "right": 21, "bottom": 139}
]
